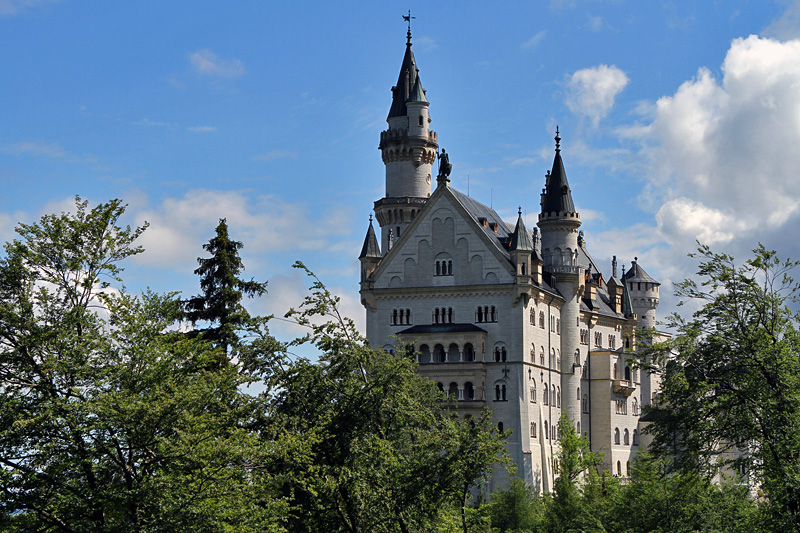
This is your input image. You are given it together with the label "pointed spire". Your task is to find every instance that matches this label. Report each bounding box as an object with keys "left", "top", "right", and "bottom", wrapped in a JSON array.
[
  {"left": 621, "top": 266, "right": 635, "bottom": 318},
  {"left": 510, "top": 208, "right": 533, "bottom": 251},
  {"left": 359, "top": 215, "right": 382, "bottom": 259},
  {"left": 388, "top": 26, "right": 420, "bottom": 119},
  {"left": 408, "top": 72, "right": 428, "bottom": 103},
  {"left": 540, "top": 126, "right": 576, "bottom": 216}
]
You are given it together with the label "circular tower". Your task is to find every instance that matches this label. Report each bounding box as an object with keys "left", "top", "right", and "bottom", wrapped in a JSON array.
[
  {"left": 537, "top": 129, "right": 583, "bottom": 430},
  {"left": 622, "top": 258, "right": 660, "bottom": 331},
  {"left": 374, "top": 29, "right": 438, "bottom": 252}
]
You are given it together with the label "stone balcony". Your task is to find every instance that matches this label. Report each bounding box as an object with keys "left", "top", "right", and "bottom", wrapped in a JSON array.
[{"left": 612, "top": 379, "right": 636, "bottom": 396}]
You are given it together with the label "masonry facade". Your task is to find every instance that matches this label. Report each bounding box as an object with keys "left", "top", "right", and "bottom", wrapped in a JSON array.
[{"left": 358, "top": 30, "right": 662, "bottom": 494}]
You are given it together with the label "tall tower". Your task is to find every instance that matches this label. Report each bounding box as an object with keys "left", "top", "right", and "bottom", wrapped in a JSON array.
[
  {"left": 622, "top": 259, "right": 660, "bottom": 331},
  {"left": 537, "top": 129, "right": 583, "bottom": 429},
  {"left": 374, "top": 27, "right": 439, "bottom": 252}
]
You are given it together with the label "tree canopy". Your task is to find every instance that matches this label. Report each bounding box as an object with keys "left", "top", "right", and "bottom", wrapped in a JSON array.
[{"left": 643, "top": 244, "right": 800, "bottom": 530}]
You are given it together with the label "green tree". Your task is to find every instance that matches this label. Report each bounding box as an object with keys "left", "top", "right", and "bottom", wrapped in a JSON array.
[
  {"left": 544, "top": 415, "right": 606, "bottom": 533},
  {"left": 643, "top": 244, "right": 800, "bottom": 530},
  {"left": 487, "top": 478, "right": 543, "bottom": 532},
  {"left": 258, "top": 263, "right": 508, "bottom": 533},
  {"left": 183, "top": 218, "right": 268, "bottom": 355},
  {"left": 0, "top": 199, "right": 280, "bottom": 532}
]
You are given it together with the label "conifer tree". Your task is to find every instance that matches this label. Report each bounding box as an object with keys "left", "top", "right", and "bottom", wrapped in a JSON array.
[{"left": 183, "top": 218, "right": 268, "bottom": 355}]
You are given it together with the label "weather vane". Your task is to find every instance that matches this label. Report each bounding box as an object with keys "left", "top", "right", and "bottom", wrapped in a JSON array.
[{"left": 403, "top": 10, "right": 415, "bottom": 34}]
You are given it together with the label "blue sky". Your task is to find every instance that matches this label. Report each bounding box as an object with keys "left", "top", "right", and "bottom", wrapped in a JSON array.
[{"left": 3, "top": 0, "right": 800, "bottom": 338}]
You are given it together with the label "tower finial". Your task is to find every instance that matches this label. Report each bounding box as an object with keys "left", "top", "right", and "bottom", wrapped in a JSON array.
[
  {"left": 555, "top": 126, "right": 561, "bottom": 153},
  {"left": 403, "top": 10, "right": 415, "bottom": 43},
  {"left": 518, "top": 206, "right": 522, "bottom": 216},
  {"left": 369, "top": 213, "right": 373, "bottom": 224}
]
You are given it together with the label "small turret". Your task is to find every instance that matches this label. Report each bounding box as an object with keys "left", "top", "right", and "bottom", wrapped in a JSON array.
[
  {"left": 622, "top": 257, "right": 660, "bottom": 330},
  {"left": 359, "top": 216, "right": 382, "bottom": 282},
  {"left": 509, "top": 208, "right": 533, "bottom": 277}
]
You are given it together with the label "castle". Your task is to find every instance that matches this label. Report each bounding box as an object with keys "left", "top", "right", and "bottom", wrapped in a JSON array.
[{"left": 358, "top": 28, "right": 662, "bottom": 494}]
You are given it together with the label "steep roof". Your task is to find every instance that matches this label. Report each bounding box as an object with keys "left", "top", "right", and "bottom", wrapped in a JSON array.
[
  {"left": 509, "top": 211, "right": 533, "bottom": 252},
  {"left": 387, "top": 33, "right": 420, "bottom": 119},
  {"left": 540, "top": 129, "right": 577, "bottom": 216},
  {"left": 358, "top": 219, "right": 381, "bottom": 259},
  {"left": 408, "top": 74, "right": 427, "bottom": 103},
  {"left": 622, "top": 259, "right": 660, "bottom": 285}
]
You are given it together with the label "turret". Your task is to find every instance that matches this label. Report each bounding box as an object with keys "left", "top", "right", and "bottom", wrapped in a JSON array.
[
  {"left": 359, "top": 216, "right": 382, "bottom": 282},
  {"left": 622, "top": 258, "right": 660, "bottom": 331},
  {"left": 374, "top": 27, "right": 438, "bottom": 252},
  {"left": 537, "top": 128, "right": 583, "bottom": 432}
]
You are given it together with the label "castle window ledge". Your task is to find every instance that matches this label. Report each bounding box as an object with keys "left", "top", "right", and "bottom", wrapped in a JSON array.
[{"left": 612, "top": 380, "right": 636, "bottom": 396}]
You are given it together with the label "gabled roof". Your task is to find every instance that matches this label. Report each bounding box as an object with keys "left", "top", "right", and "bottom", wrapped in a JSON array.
[{"left": 359, "top": 219, "right": 381, "bottom": 259}]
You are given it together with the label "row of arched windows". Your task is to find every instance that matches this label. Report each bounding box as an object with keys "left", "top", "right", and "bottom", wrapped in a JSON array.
[
  {"left": 436, "top": 381, "right": 477, "bottom": 400},
  {"left": 433, "top": 307, "right": 454, "bottom": 324},
  {"left": 476, "top": 306, "right": 497, "bottom": 323},
  {"left": 390, "top": 308, "right": 412, "bottom": 325},
  {"left": 384, "top": 207, "right": 417, "bottom": 224},
  {"left": 435, "top": 259, "right": 453, "bottom": 276},
  {"left": 529, "top": 421, "right": 558, "bottom": 440},
  {"left": 418, "top": 343, "right": 475, "bottom": 364},
  {"left": 613, "top": 427, "right": 639, "bottom": 446}
]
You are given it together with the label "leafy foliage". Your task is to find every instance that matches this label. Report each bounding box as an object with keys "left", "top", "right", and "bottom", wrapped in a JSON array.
[
  {"left": 259, "top": 263, "right": 509, "bottom": 533},
  {"left": 0, "top": 199, "right": 276, "bottom": 531},
  {"left": 642, "top": 244, "right": 800, "bottom": 528}
]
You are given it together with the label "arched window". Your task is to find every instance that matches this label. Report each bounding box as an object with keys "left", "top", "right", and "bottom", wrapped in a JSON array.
[
  {"left": 539, "top": 347, "right": 544, "bottom": 366},
  {"left": 434, "top": 254, "right": 453, "bottom": 276},
  {"left": 448, "top": 382, "right": 458, "bottom": 398},
  {"left": 530, "top": 382, "right": 536, "bottom": 403},
  {"left": 476, "top": 306, "right": 483, "bottom": 322},
  {"left": 437, "top": 382, "right": 444, "bottom": 392},
  {"left": 419, "top": 344, "right": 431, "bottom": 364},
  {"left": 625, "top": 365, "right": 631, "bottom": 382},
  {"left": 490, "top": 306, "right": 497, "bottom": 322},
  {"left": 391, "top": 309, "right": 397, "bottom": 325},
  {"left": 577, "top": 421, "right": 580, "bottom": 434},
  {"left": 632, "top": 398, "right": 639, "bottom": 416},
  {"left": 582, "top": 394, "right": 589, "bottom": 413},
  {"left": 530, "top": 308, "right": 536, "bottom": 325},
  {"left": 552, "top": 385, "right": 556, "bottom": 406},
  {"left": 502, "top": 384, "right": 507, "bottom": 401},
  {"left": 539, "top": 311, "right": 545, "bottom": 328},
  {"left": 531, "top": 422, "right": 537, "bottom": 438},
  {"left": 613, "top": 363, "right": 618, "bottom": 379},
  {"left": 617, "top": 461, "right": 622, "bottom": 476},
  {"left": 624, "top": 428, "right": 630, "bottom": 445},
  {"left": 544, "top": 422, "right": 549, "bottom": 440},
  {"left": 495, "top": 384, "right": 501, "bottom": 401},
  {"left": 614, "top": 427, "right": 620, "bottom": 445},
  {"left": 556, "top": 387, "right": 561, "bottom": 408},
  {"left": 465, "top": 382, "right": 475, "bottom": 400},
  {"left": 577, "top": 387, "right": 581, "bottom": 400},
  {"left": 464, "top": 343, "right": 475, "bottom": 362},
  {"left": 501, "top": 347, "right": 507, "bottom": 362},
  {"left": 550, "top": 348, "right": 556, "bottom": 369},
  {"left": 543, "top": 383, "right": 549, "bottom": 405},
  {"left": 433, "top": 344, "right": 445, "bottom": 363},
  {"left": 575, "top": 349, "right": 580, "bottom": 366},
  {"left": 556, "top": 318, "right": 560, "bottom": 334},
  {"left": 626, "top": 461, "right": 631, "bottom": 477},
  {"left": 633, "top": 429, "right": 639, "bottom": 446}
]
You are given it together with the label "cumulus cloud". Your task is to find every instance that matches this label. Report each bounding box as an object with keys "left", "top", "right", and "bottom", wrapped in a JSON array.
[
  {"left": 565, "top": 65, "right": 629, "bottom": 127},
  {"left": 189, "top": 49, "right": 245, "bottom": 77},
  {"left": 638, "top": 36, "right": 800, "bottom": 234}
]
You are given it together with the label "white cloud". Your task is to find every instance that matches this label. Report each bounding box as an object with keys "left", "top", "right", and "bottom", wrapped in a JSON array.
[
  {"left": 764, "top": 1, "right": 800, "bottom": 39},
  {"left": 133, "top": 118, "right": 175, "bottom": 128},
  {"left": 522, "top": 31, "right": 547, "bottom": 50},
  {"left": 637, "top": 35, "right": 800, "bottom": 229},
  {"left": 189, "top": 49, "right": 245, "bottom": 77},
  {"left": 656, "top": 198, "right": 748, "bottom": 246},
  {"left": 0, "top": 0, "right": 57, "bottom": 16},
  {"left": 565, "top": 65, "right": 629, "bottom": 127},
  {"left": 3, "top": 142, "right": 66, "bottom": 158},
  {"left": 252, "top": 150, "right": 298, "bottom": 162},
  {"left": 187, "top": 126, "right": 217, "bottom": 133}
]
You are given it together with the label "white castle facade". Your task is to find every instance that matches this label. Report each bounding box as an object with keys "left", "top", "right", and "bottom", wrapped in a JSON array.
[{"left": 358, "top": 30, "right": 662, "bottom": 494}]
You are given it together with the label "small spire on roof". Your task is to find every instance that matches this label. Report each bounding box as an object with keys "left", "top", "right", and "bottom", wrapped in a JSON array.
[
  {"left": 518, "top": 206, "right": 522, "bottom": 216},
  {"left": 555, "top": 126, "right": 561, "bottom": 153}
]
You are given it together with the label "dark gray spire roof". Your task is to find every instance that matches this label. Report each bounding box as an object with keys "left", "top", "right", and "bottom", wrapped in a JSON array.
[
  {"left": 408, "top": 73, "right": 427, "bottom": 103},
  {"left": 388, "top": 34, "right": 419, "bottom": 119},
  {"left": 621, "top": 270, "right": 635, "bottom": 317},
  {"left": 622, "top": 259, "right": 660, "bottom": 285},
  {"left": 540, "top": 129, "right": 577, "bottom": 216},
  {"left": 509, "top": 210, "right": 533, "bottom": 251},
  {"left": 359, "top": 218, "right": 381, "bottom": 259}
]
